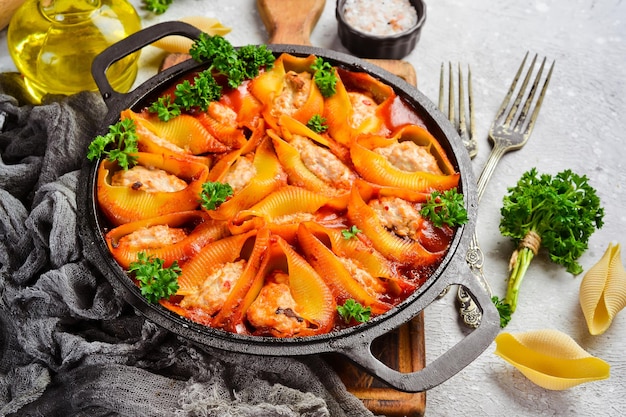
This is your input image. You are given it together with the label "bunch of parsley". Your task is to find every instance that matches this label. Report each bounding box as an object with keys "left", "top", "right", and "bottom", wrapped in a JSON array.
[{"left": 494, "top": 168, "right": 604, "bottom": 327}]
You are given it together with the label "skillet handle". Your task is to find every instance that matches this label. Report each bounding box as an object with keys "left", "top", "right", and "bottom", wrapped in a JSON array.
[
  {"left": 340, "top": 266, "right": 500, "bottom": 392},
  {"left": 91, "top": 21, "right": 202, "bottom": 109}
]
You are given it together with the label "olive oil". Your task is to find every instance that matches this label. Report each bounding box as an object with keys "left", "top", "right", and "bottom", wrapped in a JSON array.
[{"left": 7, "top": 0, "right": 141, "bottom": 103}]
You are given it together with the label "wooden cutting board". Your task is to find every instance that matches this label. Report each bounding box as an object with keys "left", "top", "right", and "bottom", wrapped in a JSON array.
[{"left": 257, "top": 1, "right": 425, "bottom": 416}]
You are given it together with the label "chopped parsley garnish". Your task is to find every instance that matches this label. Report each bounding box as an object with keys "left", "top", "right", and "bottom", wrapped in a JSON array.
[
  {"left": 128, "top": 252, "right": 181, "bottom": 304},
  {"left": 420, "top": 188, "right": 468, "bottom": 228},
  {"left": 341, "top": 225, "right": 362, "bottom": 240},
  {"left": 148, "top": 96, "right": 181, "bottom": 121},
  {"left": 337, "top": 299, "right": 371, "bottom": 323},
  {"left": 200, "top": 181, "right": 234, "bottom": 210},
  {"left": 311, "top": 57, "right": 337, "bottom": 98},
  {"left": 87, "top": 118, "right": 138, "bottom": 170},
  {"left": 307, "top": 115, "right": 328, "bottom": 133}
]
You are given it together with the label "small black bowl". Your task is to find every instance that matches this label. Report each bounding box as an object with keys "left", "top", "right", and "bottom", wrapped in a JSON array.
[{"left": 336, "top": 0, "right": 426, "bottom": 60}]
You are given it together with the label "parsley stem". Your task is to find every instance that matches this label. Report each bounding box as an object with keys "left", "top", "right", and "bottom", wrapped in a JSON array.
[{"left": 504, "top": 246, "right": 535, "bottom": 313}]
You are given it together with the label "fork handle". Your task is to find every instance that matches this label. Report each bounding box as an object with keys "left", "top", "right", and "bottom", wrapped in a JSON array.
[{"left": 476, "top": 143, "right": 508, "bottom": 201}]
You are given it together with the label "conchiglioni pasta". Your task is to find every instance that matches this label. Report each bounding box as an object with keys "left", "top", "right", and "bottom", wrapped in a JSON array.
[
  {"left": 494, "top": 329, "right": 610, "bottom": 390},
  {"left": 579, "top": 242, "right": 626, "bottom": 335}
]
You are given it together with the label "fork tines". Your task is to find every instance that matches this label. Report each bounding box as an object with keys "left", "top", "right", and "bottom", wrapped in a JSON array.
[
  {"left": 439, "top": 62, "right": 477, "bottom": 158},
  {"left": 495, "top": 52, "right": 555, "bottom": 136}
]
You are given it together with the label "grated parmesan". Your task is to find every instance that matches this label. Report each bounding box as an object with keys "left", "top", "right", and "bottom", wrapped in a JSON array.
[{"left": 343, "top": 0, "right": 418, "bottom": 37}]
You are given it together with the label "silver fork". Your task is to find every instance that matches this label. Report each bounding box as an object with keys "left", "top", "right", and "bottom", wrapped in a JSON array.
[
  {"left": 439, "top": 54, "right": 555, "bottom": 327},
  {"left": 439, "top": 62, "right": 478, "bottom": 158},
  {"left": 439, "top": 62, "right": 488, "bottom": 327},
  {"left": 478, "top": 53, "right": 555, "bottom": 198}
]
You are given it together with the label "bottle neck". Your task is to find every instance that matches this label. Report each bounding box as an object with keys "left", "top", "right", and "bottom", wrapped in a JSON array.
[{"left": 39, "top": 0, "right": 102, "bottom": 24}]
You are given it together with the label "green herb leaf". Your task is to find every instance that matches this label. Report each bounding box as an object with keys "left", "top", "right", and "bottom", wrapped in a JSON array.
[
  {"left": 311, "top": 57, "right": 337, "bottom": 98},
  {"left": 237, "top": 44, "right": 276, "bottom": 79},
  {"left": 149, "top": 34, "right": 275, "bottom": 121},
  {"left": 148, "top": 96, "right": 181, "bottom": 122},
  {"left": 306, "top": 114, "right": 328, "bottom": 133},
  {"left": 420, "top": 188, "right": 468, "bottom": 227},
  {"left": 337, "top": 299, "right": 371, "bottom": 323},
  {"left": 200, "top": 181, "right": 234, "bottom": 210},
  {"left": 341, "top": 225, "right": 361, "bottom": 240},
  {"left": 87, "top": 118, "right": 138, "bottom": 170},
  {"left": 128, "top": 252, "right": 181, "bottom": 304},
  {"left": 499, "top": 167, "right": 604, "bottom": 274},
  {"left": 143, "top": 0, "right": 173, "bottom": 15},
  {"left": 491, "top": 296, "right": 512, "bottom": 328}
]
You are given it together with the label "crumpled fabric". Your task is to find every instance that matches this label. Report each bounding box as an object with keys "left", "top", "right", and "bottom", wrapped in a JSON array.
[{"left": 0, "top": 90, "right": 378, "bottom": 417}]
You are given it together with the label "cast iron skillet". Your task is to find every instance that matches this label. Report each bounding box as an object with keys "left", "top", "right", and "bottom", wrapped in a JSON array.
[{"left": 78, "top": 21, "right": 500, "bottom": 393}]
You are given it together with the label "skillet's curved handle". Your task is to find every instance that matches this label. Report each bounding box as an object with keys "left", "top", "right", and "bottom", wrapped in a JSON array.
[
  {"left": 341, "top": 266, "right": 500, "bottom": 392},
  {"left": 91, "top": 21, "right": 202, "bottom": 108}
]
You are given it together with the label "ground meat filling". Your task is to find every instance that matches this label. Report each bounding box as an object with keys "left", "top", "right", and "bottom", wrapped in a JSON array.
[
  {"left": 180, "top": 260, "right": 245, "bottom": 315},
  {"left": 271, "top": 71, "right": 313, "bottom": 118},
  {"left": 338, "top": 256, "right": 386, "bottom": 296},
  {"left": 209, "top": 101, "right": 238, "bottom": 125},
  {"left": 369, "top": 196, "right": 423, "bottom": 241},
  {"left": 290, "top": 135, "right": 356, "bottom": 190},
  {"left": 111, "top": 165, "right": 188, "bottom": 192},
  {"left": 221, "top": 155, "right": 256, "bottom": 193},
  {"left": 374, "top": 140, "right": 442, "bottom": 175},
  {"left": 348, "top": 92, "right": 378, "bottom": 129},
  {"left": 118, "top": 225, "right": 187, "bottom": 249},
  {"left": 246, "top": 272, "right": 308, "bottom": 336}
]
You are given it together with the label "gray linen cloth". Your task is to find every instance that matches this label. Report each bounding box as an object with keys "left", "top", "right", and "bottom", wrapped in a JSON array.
[{"left": 0, "top": 90, "right": 379, "bottom": 417}]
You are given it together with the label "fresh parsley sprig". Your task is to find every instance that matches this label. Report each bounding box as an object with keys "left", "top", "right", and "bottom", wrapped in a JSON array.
[
  {"left": 420, "top": 188, "right": 468, "bottom": 227},
  {"left": 143, "top": 0, "right": 173, "bottom": 15},
  {"left": 128, "top": 252, "right": 181, "bottom": 304},
  {"left": 87, "top": 118, "right": 138, "bottom": 170},
  {"left": 337, "top": 299, "right": 371, "bottom": 323},
  {"left": 311, "top": 57, "right": 337, "bottom": 98},
  {"left": 200, "top": 181, "right": 234, "bottom": 210},
  {"left": 491, "top": 296, "right": 512, "bottom": 328},
  {"left": 150, "top": 33, "right": 275, "bottom": 121},
  {"left": 307, "top": 115, "right": 328, "bottom": 133},
  {"left": 148, "top": 96, "right": 181, "bottom": 121}
]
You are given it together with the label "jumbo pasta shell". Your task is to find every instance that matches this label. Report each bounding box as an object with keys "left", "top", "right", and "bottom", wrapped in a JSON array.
[
  {"left": 96, "top": 153, "right": 208, "bottom": 226},
  {"left": 494, "top": 329, "right": 610, "bottom": 390},
  {"left": 579, "top": 242, "right": 626, "bottom": 335},
  {"left": 151, "top": 17, "right": 231, "bottom": 53},
  {"left": 105, "top": 210, "right": 229, "bottom": 269}
]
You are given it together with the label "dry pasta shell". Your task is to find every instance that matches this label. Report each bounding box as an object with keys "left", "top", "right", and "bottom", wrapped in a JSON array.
[
  {"left": 579, "top": 242, "right": 626, "bottom": 335},
  {"left": 151, "top": 17, "right": 231, "bottom": 53},
  {"left": 494, "top": 329, "right": 610, "bottom": 390}
]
